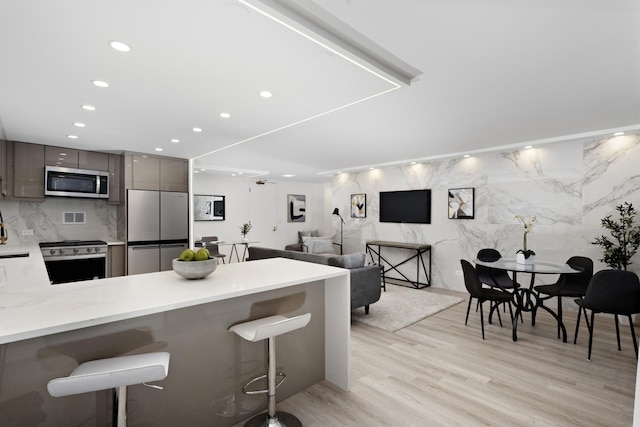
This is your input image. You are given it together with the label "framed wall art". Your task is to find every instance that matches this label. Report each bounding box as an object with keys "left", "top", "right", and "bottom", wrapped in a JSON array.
[
  {"left": 351, "top": 193, "right": 366, "bottom": 218},
  {"left": 194, "top": 195, "right": 225, "bottom": 221},
  {"left": 287, "top": 194, "right": 306, "bottom": 222},
  {"left": 448, "top": 188, "right": 474, "bottom": 219}
]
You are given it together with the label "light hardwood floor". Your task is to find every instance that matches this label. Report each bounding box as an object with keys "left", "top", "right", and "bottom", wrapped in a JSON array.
[{"left": 235, "top": 287, "right": 638, "bottom": 426}]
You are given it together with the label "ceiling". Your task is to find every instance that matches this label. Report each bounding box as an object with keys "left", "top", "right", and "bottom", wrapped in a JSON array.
[{"left": 1, "top": 0, "right": 638, "bottom": 183}]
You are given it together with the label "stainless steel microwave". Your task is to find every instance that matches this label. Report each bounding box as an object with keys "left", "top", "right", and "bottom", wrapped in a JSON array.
[{"left": 44, "top": 166, "right": 109, "bottom": 199}]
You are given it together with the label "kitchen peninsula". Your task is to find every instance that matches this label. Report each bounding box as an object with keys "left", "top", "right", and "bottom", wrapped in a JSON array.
[{"left": 0, "top": 245, "right": 350, "bottom": 426}]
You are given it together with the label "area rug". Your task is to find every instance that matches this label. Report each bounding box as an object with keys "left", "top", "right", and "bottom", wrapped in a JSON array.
[{"left": 352, "top": 284, "right": 465, "bottom": 332}]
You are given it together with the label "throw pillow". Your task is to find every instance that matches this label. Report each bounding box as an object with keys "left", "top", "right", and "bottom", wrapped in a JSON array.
[
  {"left": 298, "top": 229, "right": 320, "bottom": 243},
  {"left": 328, "top": 252, "right": 366, "bottom": 269},
  {"left": 301, "top": 236, "right": 335, "bottom": 254}
]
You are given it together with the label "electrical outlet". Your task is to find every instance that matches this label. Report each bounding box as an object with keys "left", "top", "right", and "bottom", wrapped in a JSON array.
[
  {"left": 21, "top": 229, "right": 34, "bottom": 236},
  {"left": 455, "top": 270, "right": 463, "bottom": 276}
]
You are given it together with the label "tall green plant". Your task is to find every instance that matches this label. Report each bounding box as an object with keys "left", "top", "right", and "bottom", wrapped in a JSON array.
[{"left": 592, "top": 202, "right": 640, "bottom": 270}]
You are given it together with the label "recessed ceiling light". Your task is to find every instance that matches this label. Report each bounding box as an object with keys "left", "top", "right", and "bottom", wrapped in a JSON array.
[
  {"left": 82, "top": 105, "right": 96, "bottom": 111},
  {"left": 220, "top": 112, "right": 231, "bottom": 119},
  {"left": 67, "top": 135, "right": 78, "bottom": 139},
  {"left": 170, "top": 138, "right": 180, "bottom": 143},
  {"left": 614, "top": 132, "right": 625, "bottom": 136},
  {"left": 155, "top": 148, "right": 163, "bottom": 152},
  {"left": 524, "top": 145, "right": 533, "bottom": 149},
  {"left": 193, "top": 127, "right": 202, "bottom": 133},
  {"left": 463, "top": 154, "right": 470, "bottom": 158},
  {"left": 260, "top": 91, "right": 272, "bottom": 98},
  {"left": 109, "top": 40, "right": 131, "bottom": 52},
  {"left": 410, "top": 161, "right": 417, "bottom": 165},
  {"left": 369, "top": 167, "right": 375, "bottom": 170},
  {"left": 73, "top": 122, "right": 85, "bottom": 128},
  {"left": 282, "top": 174, "right": 295, "bottom": 178},
  {"left": 91, "top": 80, "right": 109, "bottom": 88}
]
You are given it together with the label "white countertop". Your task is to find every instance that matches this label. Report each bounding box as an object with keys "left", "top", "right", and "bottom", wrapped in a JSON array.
[{"left": 0, "top": 244, "right": 348, "bottom": 345}]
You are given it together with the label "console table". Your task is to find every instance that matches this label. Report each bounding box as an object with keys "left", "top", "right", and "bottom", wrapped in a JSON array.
[{"left": 365, "top": 240, "right": 431, "bottom": 289}]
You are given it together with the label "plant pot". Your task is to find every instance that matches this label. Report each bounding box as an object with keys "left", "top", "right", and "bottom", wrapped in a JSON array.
[{"left": 516, "top": 253, "right": 535, "bottom": 265}]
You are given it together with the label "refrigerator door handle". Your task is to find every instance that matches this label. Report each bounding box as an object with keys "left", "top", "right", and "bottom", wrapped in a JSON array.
[
  {"left": 129, "top": 245, "right": 160, "bottom": 250},
  {"left": 161, "top": 243, "right": 188, "bottom": 248}
]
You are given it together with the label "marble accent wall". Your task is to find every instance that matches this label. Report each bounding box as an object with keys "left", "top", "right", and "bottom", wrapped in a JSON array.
[
  {"left": 333, "top": 134, "right": 640, "bottom": 292},
  {"left": 0, "top": 198, "right": 118, "bottom": 245}
]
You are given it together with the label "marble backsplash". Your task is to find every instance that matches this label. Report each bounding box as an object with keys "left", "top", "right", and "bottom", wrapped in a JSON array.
[
  {"left": 0, "top": 198, "right": 118, "bottom": 244},
  {"left": 333, "top": 134, "right": 640, "bottom": 293}
]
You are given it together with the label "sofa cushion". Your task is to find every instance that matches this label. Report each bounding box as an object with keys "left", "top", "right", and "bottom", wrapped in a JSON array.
[
  {"left": 298, "top": 229, "right": 319, "bottom": 243},
  {"left": 302, "top": 236, "right": 335, "bottom": 254},
  {"left": 328, "top": 252, "right": 366, "bottom": 269}
]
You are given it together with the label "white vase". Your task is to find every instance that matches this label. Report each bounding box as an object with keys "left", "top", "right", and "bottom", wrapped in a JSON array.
[{"left": 516, "top": 253, "right": 535, "bottom": 265}]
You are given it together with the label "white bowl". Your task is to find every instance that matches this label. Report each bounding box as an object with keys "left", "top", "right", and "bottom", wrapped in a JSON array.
[{"left": 172, "top": 257, "right": 218, "bottom": 279}]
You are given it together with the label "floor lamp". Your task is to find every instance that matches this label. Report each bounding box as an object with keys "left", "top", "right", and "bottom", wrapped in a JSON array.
[{"left": 332, "top": 208, "right": 344, "bottom": 254}]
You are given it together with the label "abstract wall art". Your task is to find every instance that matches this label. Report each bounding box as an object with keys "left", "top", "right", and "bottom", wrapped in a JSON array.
[
  {"left": 287, "top": 194, "right": 306, "bottom": 222},
  {"left": 351, "top": 193, "right": 366, "bottom": 218},
  {"left": 448, "top": 188, "right": 474, "bottom": 219}
]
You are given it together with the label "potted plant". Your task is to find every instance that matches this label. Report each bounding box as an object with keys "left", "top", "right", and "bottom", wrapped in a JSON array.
[
  {"left": 240, "top": 221, "right": 252, "bottom": 241},
  {"left": 592, "top": 202, "right": 640, "bottom": 270},
  {"left": 514, "top": 214, "right": 537, "bottom": 264}
]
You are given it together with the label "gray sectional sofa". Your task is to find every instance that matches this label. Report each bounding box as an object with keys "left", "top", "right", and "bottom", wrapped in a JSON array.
[{"left": 247, "top": 246, "right": 382, "bottom": 314}]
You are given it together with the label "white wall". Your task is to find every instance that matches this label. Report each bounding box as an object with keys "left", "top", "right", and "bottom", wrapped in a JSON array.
[
  {"left": 191, "top": 174, "right": 330, "bottom": 255},
  {"left": 332, "top": 134, "right": 640, "bottom": 292}
]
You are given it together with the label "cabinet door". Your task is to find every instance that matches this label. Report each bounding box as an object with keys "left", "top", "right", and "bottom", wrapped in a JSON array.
[
  {"left": 108, "top": 244, "right": 125, "bottom": 277},
  {"left": 107, "top": 154, "right": 123, "bottom": 205},
  {"left": 45, "top": 146, "right": 78, "bottom": 167},
  {"left": 14, "top": 142, "right": 45, "bottom": 198},
  {"left": 160, "top": 158, "right": 188, "bottom": 192},
  {"left": 79, "top": 151, "right": 109, "bottom": 171},
  {"left": 132, "top": 155, "right": 160, "bottom": 190}
]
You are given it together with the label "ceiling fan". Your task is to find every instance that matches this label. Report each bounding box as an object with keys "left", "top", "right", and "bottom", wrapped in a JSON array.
[{"left": 253, "top": 179, "right": 277, "bottom": 185}]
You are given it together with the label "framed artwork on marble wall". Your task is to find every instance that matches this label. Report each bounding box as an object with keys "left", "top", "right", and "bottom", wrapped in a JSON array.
[
  {"left": 287, "top": 194, "right": 306, "bottom": 222},
  {"left": 351, "top": 193, "right": 366, "bottom": 218},
  {"left": 448, "top": 188, "right": 474, "bottom": 219}
]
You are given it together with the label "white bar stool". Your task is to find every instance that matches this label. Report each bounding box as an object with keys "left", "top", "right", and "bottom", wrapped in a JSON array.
[
  {"left": 47, "top": 352, "right": 170, "bottom": 427},
  {"left": 229, "top": 313, "right": 311, "bottom": 427}
]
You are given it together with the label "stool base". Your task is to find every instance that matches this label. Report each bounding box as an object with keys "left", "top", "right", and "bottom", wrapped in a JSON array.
[{"left": 244, "top": 411, "right": 302, "bottom": 427}]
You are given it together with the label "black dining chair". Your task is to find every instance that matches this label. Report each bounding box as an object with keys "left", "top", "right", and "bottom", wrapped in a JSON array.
[
  {"left": 476, "top": 248, "right": 521, "bottom": 291},
  {"left": 476, "top": 248, "right": 521, "bottom": 320},
  {"left": 202, "top": 236, "right": 226, "bottom": 264},
  {"left": 574, "top": 269, "right": 640, "bottom": 360},
  {"left": 532, "top": 256, "right": 593, "bottom": 339},
  {"left": 461, "top": 259, "right": 514, "bottom": 339}
]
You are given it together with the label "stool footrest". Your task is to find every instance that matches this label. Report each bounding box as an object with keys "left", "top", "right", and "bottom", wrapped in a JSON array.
[{"left": 241, "top": 372, "right": 286, "bottom": 395}]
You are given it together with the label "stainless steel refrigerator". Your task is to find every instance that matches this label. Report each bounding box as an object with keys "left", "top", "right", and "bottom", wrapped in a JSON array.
[{"left": 127, "top": 189, "right": 189, "bottom": 275}]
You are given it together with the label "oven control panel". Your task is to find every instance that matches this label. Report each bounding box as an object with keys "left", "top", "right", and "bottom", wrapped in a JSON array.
[{"left": 39, "top": 241, "right": 108, "bottom": 259}]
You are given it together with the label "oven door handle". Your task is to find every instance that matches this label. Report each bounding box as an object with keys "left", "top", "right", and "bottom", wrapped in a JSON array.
[{"left": 43, "top": 254, "right": 106, "bottom": 261}]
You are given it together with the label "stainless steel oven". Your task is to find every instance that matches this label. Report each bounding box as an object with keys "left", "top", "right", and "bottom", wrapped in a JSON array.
[{"left": 39, "top": 240, "right": 108, "bottom": 284}]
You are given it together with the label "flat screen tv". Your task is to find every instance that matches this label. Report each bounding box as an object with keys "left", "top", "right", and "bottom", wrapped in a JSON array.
[{"left": 379, "top": 189, "right": 431, "bottom": 224}]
